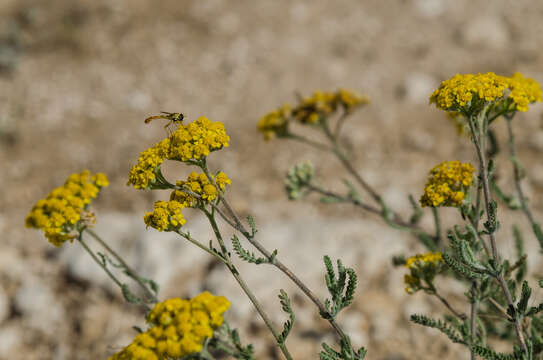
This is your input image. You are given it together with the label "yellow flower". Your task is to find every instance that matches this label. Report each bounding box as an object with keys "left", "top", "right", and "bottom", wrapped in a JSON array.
[
  {"left": 26, "top": 170, "right": 108, "bottom": 247},
  {"left": 110, "top": 292, "right": 230, "bottom": 360},
  {"left": 405, "top": 252, "right": 443, "bottom": 269},
  {"left": 257, "top": 104, "right": 291, "bottom": 140},
  {"left": 127, "top": 117, "right": 230, "bottom": 190},
  {"left": 430, "top": 72, "right": 509, "bottom": 111},
  {"left": 420, "top": 161, "right": 474, "bottom": 207},
  {"left": 168, "top": 116, "right": 230, "bottom": 162},
  {"left": 171, "top": 171, "right": 231, "bottom": 206},
  {"left": 430, "top": 72, "right": 542, "bottom": 114},
  {"left": 144, "top": 200, "right": 186, "bottom": 232},
  {"left": 507, "top": 72, "right": 542, "bottom": 112},
  {"left": 127, "top": 138, "right": 170, "bottom": 190},
  {"left": 404, "top": 252, "right": 444, "bottom": 294},
  {"left": 257, "top": 89, "right": 369, "bottom": 140}
]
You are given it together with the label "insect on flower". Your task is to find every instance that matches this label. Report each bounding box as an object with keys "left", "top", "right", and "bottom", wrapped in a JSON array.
[{"left": 144, "top": 111, "right": 185, "bottom": 133}]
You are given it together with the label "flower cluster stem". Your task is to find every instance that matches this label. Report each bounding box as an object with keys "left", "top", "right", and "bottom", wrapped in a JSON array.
[
  {"left": 199, "top": 163, "right": 355, "bottom": 355},
  {"left": 203, "top": 209, "right": 293, "bottom": 360},
  {"left": 84, "top": 228, "right": 157, "bottom": 303},
  {"left": 468, "top": 113, "right": 529, "bottom": 356}
]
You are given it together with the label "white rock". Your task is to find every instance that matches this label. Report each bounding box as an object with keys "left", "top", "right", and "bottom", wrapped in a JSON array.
[
  {"left": 14, "top": 277, "right": 64, "bottom": 332},
  {"left": 0, "top": 323, "right": 20, "bottom": 356}
]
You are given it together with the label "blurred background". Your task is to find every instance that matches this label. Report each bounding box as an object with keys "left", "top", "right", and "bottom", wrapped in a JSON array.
[{"left": 1, "top": 0, "right": 543, "bottom": 359}]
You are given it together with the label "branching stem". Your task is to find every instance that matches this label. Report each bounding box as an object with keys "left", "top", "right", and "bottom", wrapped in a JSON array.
[
  {"left": 84, "top": 228, "right": 157, "bottom": 303},
  {"left": 467, "top": 112, "right": 528, "bottom": 356},
  {"left": 203, "top": 209, "right": 293, "bottom": 360}
]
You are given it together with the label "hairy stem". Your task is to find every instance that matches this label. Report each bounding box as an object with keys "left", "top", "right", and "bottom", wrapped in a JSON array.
[
  {"left": 78, "top": 233, "right": 151, "bottom": 310},
  {"left": 200, "top": 160, "right": 356, "bottom": 356},
  {"left": 468, "top": 113, "right": 528, "bottom": 356},
  {"left": 469, "top": 281, "right": 478, "bottom": 360},
  {"left": 432, "top": 290, "right": 467, "bottom": 320},
  {"left": 204, "top": 209, "right": 293, "bottom": 360},
  {"left": 85, "top": 228, "right": 157, "bottom": 303}
]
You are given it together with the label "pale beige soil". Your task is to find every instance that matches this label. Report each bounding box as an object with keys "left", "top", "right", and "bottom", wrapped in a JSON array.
[{"left": 1, "top": 0, "right": 543, "bottom": 359}]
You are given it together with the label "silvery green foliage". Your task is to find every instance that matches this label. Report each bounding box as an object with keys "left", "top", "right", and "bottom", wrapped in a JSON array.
[{"left": 285, "top": 161, "right": 315, "bottom": 200}]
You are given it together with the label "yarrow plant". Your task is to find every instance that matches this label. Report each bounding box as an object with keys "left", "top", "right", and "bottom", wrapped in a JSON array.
[{"left": 25, "top": 73, "right": 543, "bottom": 359}]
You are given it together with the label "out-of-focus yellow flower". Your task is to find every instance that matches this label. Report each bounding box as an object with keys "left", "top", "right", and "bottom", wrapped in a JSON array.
[
  {"left": 25, "top": 170, "right": 108, "bottom": 247},
  {"left": 507, "top": 72, "right": 542, "bottom": 112},
  {"left": 405, "top": 252, "right": 443, "bottom": 269},
  {"left": 257, "top": 104, "right": 291, "bottom": 141},
  {"left": 404, "top": 252, "right": 444, "bottom": 294},
  {"left": 257, "top": 89, "right": 369, "bottom": 140},
  {"left": 109, "top": 292, "right": 230, "bottom": 360},
  {"left": 420, "top": 161, "right": 474, "bottom": 208}
]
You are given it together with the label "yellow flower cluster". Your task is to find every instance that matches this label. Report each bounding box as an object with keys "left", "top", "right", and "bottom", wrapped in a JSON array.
[
  {"left": 168, "top": 116, "right": 230, "bottom": 162},
  {"left": 420, "top": 161, "right": 474, "bottom": 207},
  {"left": 404, "top": 252, "right": 443, "bottom": 294},
  {"left": 507, "top": 72, "right": 542, "bottom": 112},
  {"left": 430, "top": 72, "right": 509, "bottom": 110},
  {"left": 257, "top": 89, "right": 369, "bottom": 140},
  {"left": 257, "top": 104, "right": 291, "bottom": 141},
  {"left": 25, "top": 170, "right": 109, "bottom": 247},
  {"left": 405, "top": 252, "right": 443, "bottom": 269},
  {"left": 127, "top": 139, "right": 170, "bottom": 190},
  {"left": 171, "top": 171, "right": 231, "bottom": 206},
  {"left": 144, "top": 200, "right": 186, "bottom": 232},
  {"left": 430, "top": 72, "right": 542, "bottom": 113},
  {"left": 127, "top": 117, "right": 229, "bottom": 189},
  {"left": 109, "top": 292, "right": 230, "bottom": 360}
]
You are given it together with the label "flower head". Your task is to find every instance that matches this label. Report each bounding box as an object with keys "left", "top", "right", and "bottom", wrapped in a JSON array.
[
  {"left": 127, "top": 139, "right": 170, "bottom": 190},
  {"left": 430, "top": 72, "right": 542, "bottom": 115},
  {"left": 170, "top": 171, "right": 231, "bottom": 206},
  {"left": 109, "top": 292, "right": 230, "bottom": 360},
  {"left": 257, "top": 89, "right": 368, "bottom": 140},
  {"left": 404, "top": 252, "right": 444, "bottom": 294},
  {"left": 26, "top": 170, "right": 109, "bottom": 247},
  {"left": 127, "top": 117, "right": 230, "bottom": 190},
  {"left": 430, "top": 72, "right": 509, "bottom": 112},
  {"left": 507, "top": 72, "right": 542, "bottom": 112},
  {"left": 144, "top": 200, "right": 186, "bottom": 232},
  {"left": 257, "top": 104, "right": 291, "bottom": 141},
  {"left": 420, "top": 161, "right": 474, "bottom": 207},
  {"left": 168, "top": 116, "right": 230, "bottom": 162}
]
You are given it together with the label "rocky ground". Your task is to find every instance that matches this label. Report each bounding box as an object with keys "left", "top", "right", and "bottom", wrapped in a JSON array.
[{"left": 1, "top": 0, "right": 543, "bottom": 359}]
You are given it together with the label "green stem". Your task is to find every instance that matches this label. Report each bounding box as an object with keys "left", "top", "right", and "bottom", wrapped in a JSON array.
[
  {"left": 469, "top": 281, "right": 478, "bottom": 360},
  {"left": 467, "top": 112, "right": 528, "bottom": 356},
  {"left": 203, "top": 209, "right": 293, "bottom": 360},
  {"left": 432, "top": 207, "right": 442, "bottom": 245},
  {"left": 199, "top": 162, "right": 357, "bottom": 356},
  {"left": 78, "top": 233, "right": 151, "bottom": 310},
  {"left": 84, "top": 228, "right": 157, "bottom": 303}
]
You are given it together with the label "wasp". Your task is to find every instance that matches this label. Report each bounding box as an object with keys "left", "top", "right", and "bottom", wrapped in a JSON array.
[{"left": 144, "top": 112, "right": 184, "bottom": 133}]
